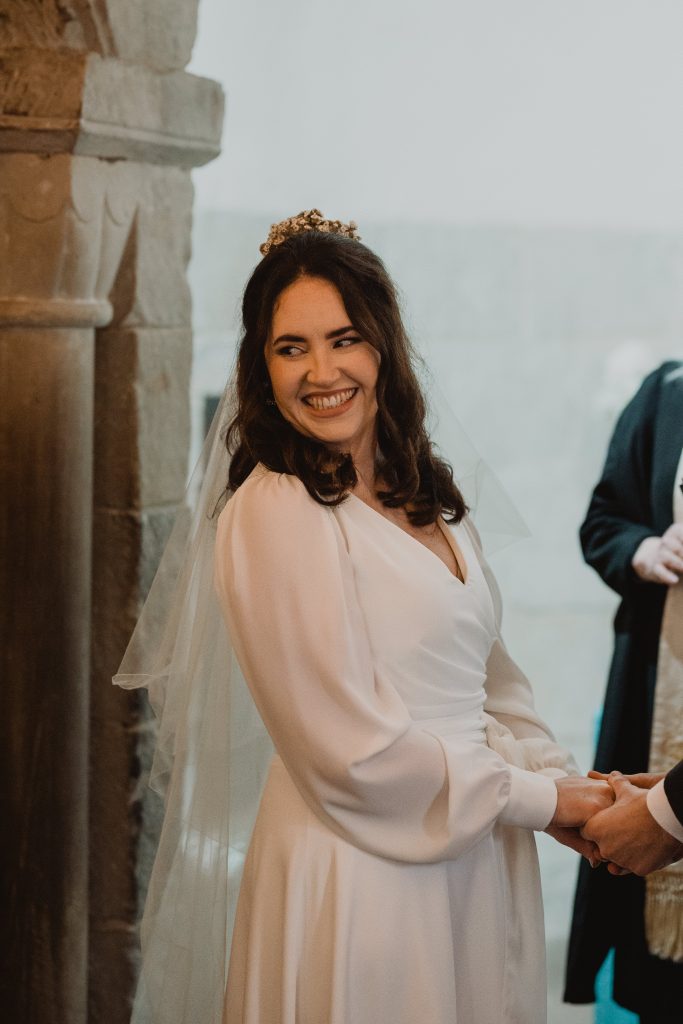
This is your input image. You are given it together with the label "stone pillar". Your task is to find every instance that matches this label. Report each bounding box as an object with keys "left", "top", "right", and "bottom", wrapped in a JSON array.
[
  {"left": 0, "top": 152, "right": 129, "bottom": 1023},
  {"left": 89, "top": 163, "right": 195, "bottom": 1024},
  {"left": 0, "top": 4, "right": 223, "bottom": 1022}
]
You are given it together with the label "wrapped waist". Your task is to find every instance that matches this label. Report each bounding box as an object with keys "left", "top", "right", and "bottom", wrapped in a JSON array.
[{"left": 410, "top": 703, "right": 487, "bottom": 745}]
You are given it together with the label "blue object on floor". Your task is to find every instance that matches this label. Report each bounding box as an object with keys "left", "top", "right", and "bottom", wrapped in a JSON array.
[{"left": 595, "top": 950, "right": 638, "bottom": 1023}]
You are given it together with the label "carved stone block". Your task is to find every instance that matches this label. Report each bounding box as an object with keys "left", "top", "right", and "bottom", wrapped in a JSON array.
[
  {"left": 0, "top": 153, "right": 136, "bottom": 328},
  {"left": 0, "top": 49, "right": 224, "bottom": 166},
  {"left": 98, "top": 0, "right": 203, "bottom": 73},
  {"left": 0, "top": 0, "right": 201, "bottom": 73},
  {"left": 94, "top": 326, "right": 193, "bottom": 510},
  {"left": 107, "top": 164, "right": 195, "bottom": 329},
  {"left": 0, "top": 0, "right": 89, "bottom": 50}
]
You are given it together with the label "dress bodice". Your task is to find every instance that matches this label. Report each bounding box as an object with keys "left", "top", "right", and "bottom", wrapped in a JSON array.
[{"left": 333, "top": 497, "right": 497, "bottom": 738}]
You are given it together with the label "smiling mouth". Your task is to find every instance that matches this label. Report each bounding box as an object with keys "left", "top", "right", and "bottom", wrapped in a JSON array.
[{"left": 303, "top": 387, "right": 357, "bottom": 411}]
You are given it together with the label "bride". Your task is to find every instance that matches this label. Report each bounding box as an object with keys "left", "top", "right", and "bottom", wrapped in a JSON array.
[{"left": 118, "top": 210, "right": 613, "bottom": 1024}]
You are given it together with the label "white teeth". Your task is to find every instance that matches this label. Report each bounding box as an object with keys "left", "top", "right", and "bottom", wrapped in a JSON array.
[{"left": 306, "top": 388, "right": 355, "bottom": 410}]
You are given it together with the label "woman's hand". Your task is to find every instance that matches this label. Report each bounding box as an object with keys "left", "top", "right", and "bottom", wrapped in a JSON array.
[
  {"left": 550, "top": 776, "right": 615, "bottom": 828},
  {"left": 631, "top": 525, "right": 683, "bottom": 585},
  {"left": 544, "top": 777, "right": 615, "bottom": 866},
  {"left": 544, "top": 824, "right": 602, "bottom": 866}
]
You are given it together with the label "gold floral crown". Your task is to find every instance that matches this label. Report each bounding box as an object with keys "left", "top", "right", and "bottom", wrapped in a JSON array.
[{"left": 259, "top": 209, "right": 361, "bottom": 256}]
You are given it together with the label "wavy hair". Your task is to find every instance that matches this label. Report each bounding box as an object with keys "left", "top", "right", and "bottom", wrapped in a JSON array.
[{"left": 226, "top": 230, "right": 467, "bottom": 526}]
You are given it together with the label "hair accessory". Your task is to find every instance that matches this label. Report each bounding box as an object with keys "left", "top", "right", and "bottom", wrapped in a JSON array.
[{"left": 259, "top": 209, "right": 361, "bottom": 256}]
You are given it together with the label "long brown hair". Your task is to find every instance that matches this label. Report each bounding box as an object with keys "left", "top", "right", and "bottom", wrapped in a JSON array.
[{"left": 226, "top": 230, "right": 467, "bottom": 526}]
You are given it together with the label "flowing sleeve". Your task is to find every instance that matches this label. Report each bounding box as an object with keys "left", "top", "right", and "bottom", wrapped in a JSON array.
[
  {"left": 462, "top": 518, "right": 580, "bottom": 793},
  {"left": 214, "top": 468, "right": 558, "bottom": 866}
]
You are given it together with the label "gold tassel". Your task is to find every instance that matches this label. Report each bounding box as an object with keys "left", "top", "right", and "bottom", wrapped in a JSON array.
[
  {"left": 645, "top": 871, "right": 683, "bottom": 962},
  {"left": 646, "top": 572, "right": 683, "bottom": 961}
]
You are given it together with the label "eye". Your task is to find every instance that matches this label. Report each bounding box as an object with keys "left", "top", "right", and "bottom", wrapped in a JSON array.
[
  {"left": 274, "top": 344, "right": 304, "bottom": 357},
  {"left": 333, "top": 336, "right": 361, "bottom": 348}
]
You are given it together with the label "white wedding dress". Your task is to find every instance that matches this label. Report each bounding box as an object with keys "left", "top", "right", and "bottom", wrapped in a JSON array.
[{"left": 214, "top": 465, "right": 575, "bottom": 1024}]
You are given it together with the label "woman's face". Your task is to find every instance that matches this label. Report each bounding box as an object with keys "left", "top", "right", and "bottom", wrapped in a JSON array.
[{"left": 264, "top": 275, "right": 381, "bottom": 462}]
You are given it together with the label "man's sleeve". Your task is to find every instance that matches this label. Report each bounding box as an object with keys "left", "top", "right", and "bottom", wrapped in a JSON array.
[{"left": 648, "top": 762, "right": 683, "bottom": 841}]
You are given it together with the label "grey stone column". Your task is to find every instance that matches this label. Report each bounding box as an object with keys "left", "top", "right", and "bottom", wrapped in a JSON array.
[
  {"left": 0, "top": 5, "right": 223, "bottom": 1022},
  {"left": 0, "top": 153, "right": 128, "bottom": 1023}
]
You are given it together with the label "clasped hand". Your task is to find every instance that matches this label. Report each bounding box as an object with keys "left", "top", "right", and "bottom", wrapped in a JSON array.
[
  {"left": 546, "top": 771, "right": 683, "bottom": 876},
  {"left": 544, "top": 775, "right": 615, "bottom": 866}
]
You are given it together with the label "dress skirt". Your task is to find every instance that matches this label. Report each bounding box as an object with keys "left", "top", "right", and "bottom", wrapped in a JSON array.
[{"left": 224, "top": 756, "right": 547, "bottom": 1024}]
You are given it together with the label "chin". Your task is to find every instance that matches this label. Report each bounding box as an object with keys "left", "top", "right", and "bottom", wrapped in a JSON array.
[{"left": 311, "top": 432, "right": 354, "bottom": 451}]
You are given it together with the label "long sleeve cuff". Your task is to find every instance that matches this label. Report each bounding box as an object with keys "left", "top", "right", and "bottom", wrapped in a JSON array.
[
  {"left": 647, "top": 781, "right": 683, "bottom": 842},
  {"left": 498, "top": 765, "right": 558, "bottom": 831}
]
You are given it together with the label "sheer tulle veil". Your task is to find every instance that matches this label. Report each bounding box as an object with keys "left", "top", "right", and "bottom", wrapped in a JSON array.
[
  {"left": 114, "top": 384, "right": 272, "bottom": 1024},
  {"left": 113, "top": 368, "right": 528, "bottom": 1024}
]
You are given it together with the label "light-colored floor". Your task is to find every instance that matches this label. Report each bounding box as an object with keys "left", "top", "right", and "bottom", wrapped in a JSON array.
[{"left": 547, "top": 937, "right": 593, "bottom": 1024}]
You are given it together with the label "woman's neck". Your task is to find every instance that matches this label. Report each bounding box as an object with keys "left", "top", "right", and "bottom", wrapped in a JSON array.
[{"left": 351, "top": 449, "right": 386, "bottom": 507}]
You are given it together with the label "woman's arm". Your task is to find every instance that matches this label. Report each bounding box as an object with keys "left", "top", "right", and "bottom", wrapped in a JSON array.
[
  {"left": 462, "top": 518, "right": 578, "bottom": 778},
  {"left": 484, "top": 634, "right": 579, "bottom": 778},
  {"left": 464, "top": 521, "right": 611, "bottom": 856},
  {"left": 214, "top": 470, "right": 576, "bottom": 865}
]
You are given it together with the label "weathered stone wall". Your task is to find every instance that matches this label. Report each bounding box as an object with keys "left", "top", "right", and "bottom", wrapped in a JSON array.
[{"left": 0, "top": 3, "right": 223, "bottom": 1021}]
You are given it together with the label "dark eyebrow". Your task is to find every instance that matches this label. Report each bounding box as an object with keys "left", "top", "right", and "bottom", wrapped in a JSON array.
[{"left": 271, "top": 325, "right": 357, "bottom": 345}]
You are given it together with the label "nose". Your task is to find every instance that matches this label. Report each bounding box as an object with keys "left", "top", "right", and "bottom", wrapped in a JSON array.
[{"left": 306, "top": 347, "right": 341, "bottom": 388}]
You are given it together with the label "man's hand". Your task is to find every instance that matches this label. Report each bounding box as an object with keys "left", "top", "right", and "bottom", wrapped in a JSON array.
[
  {"left": 581, "top": 772, "right": 683, "bottom": 876},
  {"left": 632, "top": 524, "right": 683, "bottom": 585},
  {"left": 588, "top": 769, "right": 665, "bottom": 789}
]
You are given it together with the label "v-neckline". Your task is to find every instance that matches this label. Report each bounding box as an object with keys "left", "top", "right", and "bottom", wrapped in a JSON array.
[{"left": 345, "top": 493, "right": 469, "bottom": 585}]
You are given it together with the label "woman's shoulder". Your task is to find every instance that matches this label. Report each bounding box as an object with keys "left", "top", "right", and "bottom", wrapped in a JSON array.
[
  {"left": 232, "top": 463, "right": 317, "bottom": 505},
  {"left": 217, "top": 465, "right": 329, "bottom": 536},
  {"left": 214, "top": 466, "right": 345, "bottom": 588}
]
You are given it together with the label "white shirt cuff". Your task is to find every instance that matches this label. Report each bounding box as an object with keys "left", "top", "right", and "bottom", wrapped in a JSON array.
[
  {"left": 498, "top": 765, "right": 559, "bottom": 831},
  {"left": 647, "top": 781, "right": 683, "bottom": 842}
]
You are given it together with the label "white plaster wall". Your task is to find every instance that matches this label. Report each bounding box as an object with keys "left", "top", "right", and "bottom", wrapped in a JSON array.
[
  {"left": 188, "top": 4, "right": 683, "bottom": 1020},
  {"left": 190, "top": 0, "right": 683, "bottom": 230}
]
